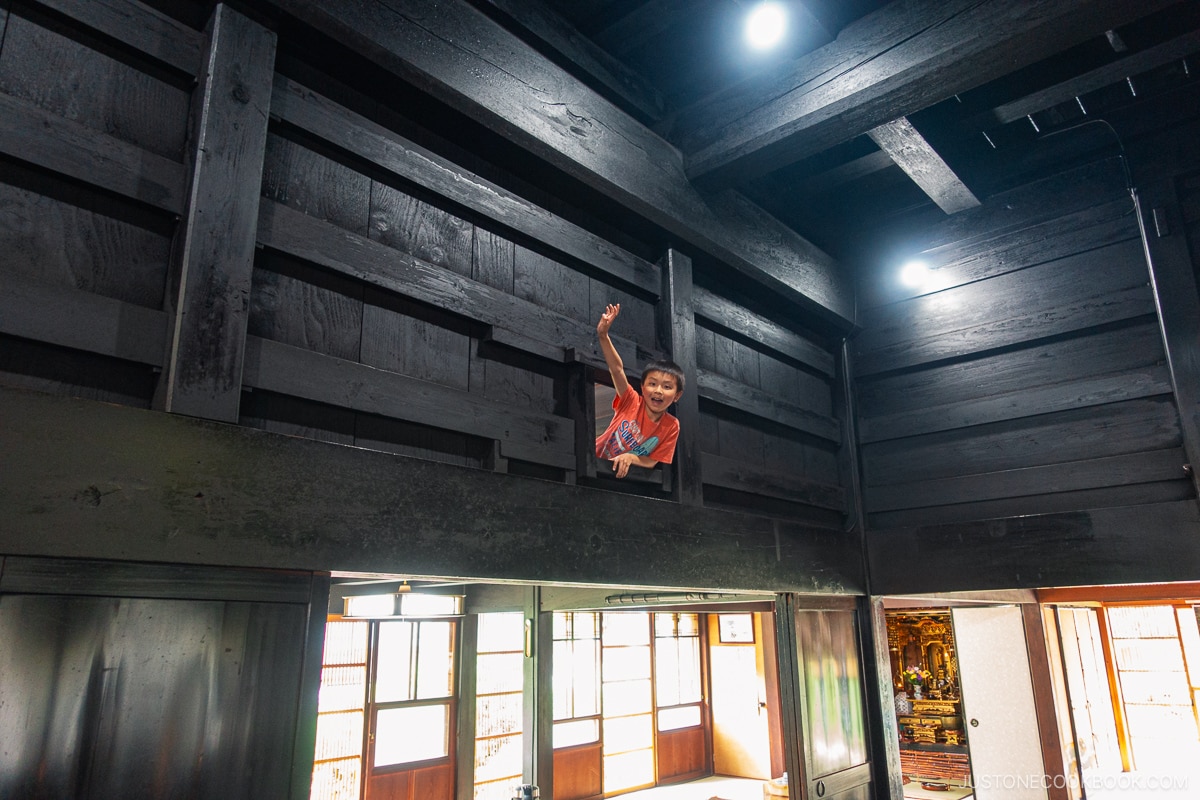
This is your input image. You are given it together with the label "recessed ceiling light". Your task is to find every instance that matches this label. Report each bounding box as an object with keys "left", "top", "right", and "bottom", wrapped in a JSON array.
[
  {"left": 899, "top": 260, "right": 931, "bottom": 288},
  {"left": 746, "top": 2, "right": 787, "bottom": 51}
]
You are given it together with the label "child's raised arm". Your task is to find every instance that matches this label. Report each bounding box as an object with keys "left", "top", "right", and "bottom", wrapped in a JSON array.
[{"left": 596, "top": 304, "right": 631, "bottom": 398}]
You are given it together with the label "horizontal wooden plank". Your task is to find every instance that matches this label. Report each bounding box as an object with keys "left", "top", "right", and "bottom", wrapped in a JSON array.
[
  {"left": 694, "top": 287, "right": 834, "bottom": 376},
  {"left": 0, "top": 386, "right": 865, "bottom": 593},
  {"left": 861, "top": 196, "right": 1139, "bottom": 309},
  {"left": 867, "top": 448, "right": 1187, "bottom": 512},
  {"left": 263, "top": 0, "right": 855, "bottom": 329},
  {"left": 877, "top": 159, "right": 1131, "bottom": 265},
  {"left": 270, "top": 76, "right": 660, "bottom": 296},
  {"left": 0, "top": 556, "right": 315, "bottom": 603},
  {"left": 867, "top": 500, "right": 1200, "bottom": 594},
  {"left": 863, "top": 397, "right": 1182, "bottom": 487},
  {"left": 857, "top": 286, "right": 1155, "bottom": 375},
  {"left": 242, "top": 335, "right": 576, "bottom": 469},
  {"left": 867, "top": 480, "right": 1195, "bottom": 532},
  {"left": 857, "top": 320, "right": 1165, "bottom": 419},
  {"left": 256, "top": 199, "right": 636, "bottom": 369},
  {"left": 32, "top": 0, "right": 206, "bottom": 74},
  {"left": 859, "top": 364, "right": 1174, "bottom": 443},
  {"left": 858, "top": 238, "right": 1149, "bottom": 355},
  {"left": 0, "top": 274, "right": 167, "bottom": 366},
  {"left": 0, "top": 90, "right": 186, "bottom": 213},
  {"left": 697, "top": 368, "right": 840, "bottom": 443},
  {"left": 702, "top": 454, "right": 845, "bottom": 512}
]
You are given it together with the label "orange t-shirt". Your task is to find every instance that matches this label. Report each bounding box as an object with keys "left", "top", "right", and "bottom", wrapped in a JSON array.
[{"left": 595, "top": 385, "right": 679, "bottom": 464}]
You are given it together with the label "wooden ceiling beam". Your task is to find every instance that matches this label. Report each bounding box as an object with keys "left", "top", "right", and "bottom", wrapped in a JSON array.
[
  {"left": 867, "top": 117, "right": 980, "bottom": 214},
  {"left": 476, "top": 0, "right": 669, "bottom": 123},
  {"left": 675, "top": 0, "right": 1176, "bottom": 184},
  {"left": 264, "top": 0, "right": 857, "bottom": 328},
  {"left": 975, "top": 28, "right": 1200, "bottom": 129}
]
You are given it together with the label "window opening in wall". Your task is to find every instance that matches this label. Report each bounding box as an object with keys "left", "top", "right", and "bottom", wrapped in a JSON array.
[
  {"left": 554, "top": 611, "right": 602, "bottom": 748},
  {"left": 654, "top": 612, "right": 703, "bottom": 732},
  {"left": 311, "top": 620, "right": 369, "bottom": 800},
  {"left": 473, "top": 612, "right": 526, "bottom": 800},
  {"left": 310, "top": 615, "right": 458, "bottom": 800},
  {"left": 601, "top": 612, "right": 656, "bottom": 794}
]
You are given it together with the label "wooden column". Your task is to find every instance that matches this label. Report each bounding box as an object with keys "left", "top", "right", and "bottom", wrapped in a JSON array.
[
  {"left": 1135, "top": 179, "right": 1200, "bottom": 497},
  {"left": 658, "top": 248, "right": 703, "bottom": 505},
  {"left": 1021, "top": 604, "right": 1070, "bottom": 800},
  {"left": 773, "top": 594, "right": 805, "bottom": 795},
  {"left": 290, "top": 573, "right": 332, "bottom": 800},
  {"left": 522, "top": 586, "right": 552, "bottom": 797},
  {"left": 163, "top": 4, "right": 276, "bottom": 422},
  {"left": 864, "top": 598, "right": 904, "bottom": 800},
  {"left": 455, "top": 612, "right": 480, "bottom": 800}
]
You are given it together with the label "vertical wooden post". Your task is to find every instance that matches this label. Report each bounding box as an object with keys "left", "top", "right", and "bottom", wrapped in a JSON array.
[
  {"left": 290, "top": 573, "right": 332, "bottom": 800},
  {"left": 773, "top": 593, "right": 805, "bottom": 795},
  {"left": 162, "top": 4, "right": 276, "bottom": 422},
  {"left": 658, "top": 248, "right": 703, "bottom": 504},
  {"left": 1135, "top": 180, "right": 1200, "bottom": 498},
  {"left": 864, "top": 597, "right": 904, "bottom": 800},
  {"left": 522, "top": 586, "right": 553, "bottom": 796},
  {"left": 1022, "top": 603, "right": 1070, "bottom": 800},
  {"left": 456, "top": 611, "right": 480, "bottom": 800}
]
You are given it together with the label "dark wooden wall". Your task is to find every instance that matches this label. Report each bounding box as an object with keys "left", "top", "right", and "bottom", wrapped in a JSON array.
[
  {"left": 855, "top": 158, "right": 1191, "bottom": 531},
  {"left": 0, "top": 0, "right": 852, "bottom": 581}
]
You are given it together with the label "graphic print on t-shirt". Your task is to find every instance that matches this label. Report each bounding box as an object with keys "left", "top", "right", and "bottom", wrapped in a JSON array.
[{"left": 598, "top": 417, "right": 658, "bottom": 460}]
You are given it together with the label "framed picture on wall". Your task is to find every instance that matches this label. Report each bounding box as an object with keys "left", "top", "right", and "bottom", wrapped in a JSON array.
[{"left": 718, "top": 613, "right": 755, "bottom": 643}]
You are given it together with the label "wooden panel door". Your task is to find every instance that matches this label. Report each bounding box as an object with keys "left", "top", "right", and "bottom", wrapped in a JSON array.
[{"left": 784, "top": 597, "right": 872, "bottom": 800}]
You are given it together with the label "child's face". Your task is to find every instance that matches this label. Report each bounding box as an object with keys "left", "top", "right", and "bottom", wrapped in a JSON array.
[{"left": 641, "top": 370, "right": 681, "bottom": 419}]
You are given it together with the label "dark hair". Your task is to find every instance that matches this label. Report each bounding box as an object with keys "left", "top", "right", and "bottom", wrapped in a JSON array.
[{"left": 641, "top": 360, "right": 685, "bottom": 393}]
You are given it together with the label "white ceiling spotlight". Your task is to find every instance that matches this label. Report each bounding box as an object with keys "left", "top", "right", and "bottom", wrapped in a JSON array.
[
  {"left": 745, "top": 2, "right": 787, "bottom": 51},
  {"left": 899, "top": 260, "right": 932, "bottom": 288}
]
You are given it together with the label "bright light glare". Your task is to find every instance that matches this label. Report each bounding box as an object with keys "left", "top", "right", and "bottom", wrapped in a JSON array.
[
  {"left": 899, "top": 260, "right": 931, "bottom": 288},
  {"left": 746, "top": 2, "right": 787, "bottom": 50}
]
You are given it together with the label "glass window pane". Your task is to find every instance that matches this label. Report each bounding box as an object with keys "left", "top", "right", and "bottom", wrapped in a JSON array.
[
  {"left": 416, "top": 621, "right": 454, "bottom": 699},
  {"left": 571, "top": 642, "right": 600, "bottom": 716},
  {"left": 603, "top": 613, "right": 650, "bottom": 646},
  {"left": 310, "top": 757, "right": 360, "bottom": 800},
  {"left": 313, "top": 710, "right": 363, "bottom": 761},
  {"left": 677, "top": 613, "right": 699, "bottom": 638},
  {"left": 375, "top": 621, "right": 414, "bottom": 703},
  {"left": 655, "top": 642, "right": 680, "bottom": 707},
  {"left": 554, "top": 718, "right": 600, "bottom": 748},
  {"left": 398, "top": 593, "right": 462, "bottom": 617},
  {"left": 658, "top": 705, "right": 702, "bottom": 731},
  {"left": 318, "top": 665, "right": 367, "bottom": 713},
  {"left": 575, "top": 612, "right": 599, "bottom": 639},
  {"left": 478, "top": 612, "right": 525, "bottom": 653},
  {"left": 1108, "top": 606, "right": 1179, "bottom": 638},
  {"left": 602, "top": 713, "right": 652, "bottom": 754},
  {"left": 654, "top": 613, "right": 676, "bottom": 638},
  {"left": 476, "top": 692, "right": 523, "bottom": 738},
  {"left": 554, "top": 611, "right": 569, "bottom": 640},
  {"left": 1113, "top": 638, "right": 1187, "bottom": 672},
  {"left": 475, "top": 776, "right": 522, "bottom": 800},
  {"left": 602, "top": 646, "right": 650, "bottom": 681},
  {"left": 603, "top": 678, "right": 652, "bottom": 716},
  {"left": 603, "top": 749, "right": 654, "bottom": 794},
  {"left": 323, "top": 621, "right": 368, "bottom": 665},
  {"left": 474, "top": 733, "right": 523, "bottom": 781},
  {"left": 373, "top": 705, "right": 448, "bottom": 767},
  {"left": 478, "top": 652, "right": 524, "bottom": 696}
]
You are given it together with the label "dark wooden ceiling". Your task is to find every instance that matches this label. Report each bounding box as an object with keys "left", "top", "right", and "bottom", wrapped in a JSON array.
[{"left": 472, "top": 0, "right": 1200, "bottom": 273}]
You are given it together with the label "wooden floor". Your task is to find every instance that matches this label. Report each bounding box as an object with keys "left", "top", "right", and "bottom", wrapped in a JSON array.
[{"left": 616, "top": 775, "right": 766, "bottom": 800}]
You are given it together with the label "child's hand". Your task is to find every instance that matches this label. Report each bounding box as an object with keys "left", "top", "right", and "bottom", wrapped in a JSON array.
[
  {"left": 610, "top": 451, "right": 639, "bottom": 479},
  {"left": 597, "top": 303, "right": 620, "bottom": 335}
]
